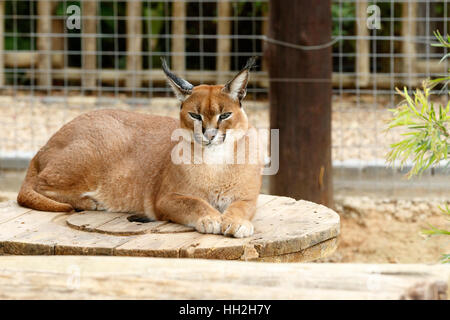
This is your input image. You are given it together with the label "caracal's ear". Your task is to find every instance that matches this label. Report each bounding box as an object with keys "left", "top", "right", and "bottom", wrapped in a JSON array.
[
  {"left": 222, "top": 56, "right": 257, "bottom": 103},
  {"left": 161, "top": 57, "right": 194, "bottom": 101}
]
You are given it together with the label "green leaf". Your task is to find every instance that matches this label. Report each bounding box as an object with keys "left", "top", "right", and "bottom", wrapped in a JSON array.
[
  {"left": 388, "top": 30, "right": 450, "bottom": 261},
  {"left": 441, "top": 254, "right": 450, "bottom": 263}
]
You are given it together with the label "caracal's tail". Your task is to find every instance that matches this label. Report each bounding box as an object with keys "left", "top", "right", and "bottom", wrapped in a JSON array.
[{"left": 17, "top": 157, "right": 73, "bottom": 212}]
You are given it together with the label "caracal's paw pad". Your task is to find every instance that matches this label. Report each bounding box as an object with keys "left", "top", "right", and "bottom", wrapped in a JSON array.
[
  {"left": 221, "top": 218, "right": 254, "bottom": 238},
  {"left": 195, "top": 215, "right": 222, "bottom": 234}
]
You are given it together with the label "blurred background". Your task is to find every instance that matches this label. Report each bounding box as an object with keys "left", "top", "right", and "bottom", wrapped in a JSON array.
[{"left": 0, "top": 0, "right": 448, "bottom": 263}]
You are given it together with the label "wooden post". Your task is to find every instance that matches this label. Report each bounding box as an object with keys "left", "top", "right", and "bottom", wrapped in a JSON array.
[
  {"left": 259, "top": 5, "right": 272, "bottom": 88},
  {"left": 37, "top": 0, "right": 52, "bottom": 89},
  {"left": 51, "top": 1, "right": 64, "bottom": 69},
  {"left": 82, "top": 0, "right": 97, "bottom": 90},
  {"left": 402, "top": 0, "right": 417, "bottom": 87},
  {"left": 171, "top": 0, "right": 186, "bottom": 75},
  {"left": 0, "top": 1, "right": 4, "bottom": 87},
  {"left": 356, "top": 0, "right": 370, "bottom": 87},
  {"left": 216, "top": 1, "right": 231, "bottom": 84},
  {"left": 267, "top": 0, "right": 333, "bottom": 207},
  {"left": 126, "top": 0, "right": 143, "bottom": 90},
  {"left": 262, "top": 8, "right": 268, "bottom": 69}
]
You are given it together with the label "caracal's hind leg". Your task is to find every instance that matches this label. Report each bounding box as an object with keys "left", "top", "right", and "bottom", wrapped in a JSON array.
[
  {"left": 34, "top": 165, "right": 99, "bottom": 212},
  {"left": 35, "top": 183, "right": 99, "bottom": 212}
]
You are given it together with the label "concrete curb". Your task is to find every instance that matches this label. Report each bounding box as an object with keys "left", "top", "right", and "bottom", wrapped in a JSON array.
[{"left": 1, "top": 155, "right": 448, "bottom": 175}]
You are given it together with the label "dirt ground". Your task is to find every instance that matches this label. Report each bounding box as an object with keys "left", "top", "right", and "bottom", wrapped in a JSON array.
[
  {"left": 334, "top": 215, "right": 448, "bottom": 263},
  {"left": 322, "top": 201, "right": 449, "bottom": 264}
]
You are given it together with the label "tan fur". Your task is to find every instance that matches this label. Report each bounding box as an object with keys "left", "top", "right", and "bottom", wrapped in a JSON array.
[{"left": 18, "top": 67, "right": 262, "bottom": 238}]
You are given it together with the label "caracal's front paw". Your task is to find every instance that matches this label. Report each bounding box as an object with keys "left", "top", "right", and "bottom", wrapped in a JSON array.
[
  {"left": 221, "top": 217, "right": 254, "bottom": 238},
  {"left": 195, "top": 215, "right": 222, "bottom": 234}
]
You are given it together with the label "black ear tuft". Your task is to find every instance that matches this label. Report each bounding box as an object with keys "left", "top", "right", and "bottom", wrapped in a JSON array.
[
  {"left": 243, "top": 56, "right": 258, "bottom": 71},
  {"left": 222, "top": 56, "right": 258, "bottom": 102},
  {"left": 161, "top": 57, "right": 194, "bottom": 101}
]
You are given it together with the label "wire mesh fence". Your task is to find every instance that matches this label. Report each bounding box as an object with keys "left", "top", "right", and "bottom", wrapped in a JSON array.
[{"left": 0, "top": 0, "right": 449, "bottom": 195}]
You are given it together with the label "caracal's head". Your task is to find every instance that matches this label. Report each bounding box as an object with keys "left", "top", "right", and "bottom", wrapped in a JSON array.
[{"left": 162, "top": 57, "right": 257, "bottom": 147}]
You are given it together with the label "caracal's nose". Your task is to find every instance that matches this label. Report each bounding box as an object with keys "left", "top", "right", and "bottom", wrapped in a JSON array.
[{"left": 204, "top": 128, "right": 218, "bottom": 141}]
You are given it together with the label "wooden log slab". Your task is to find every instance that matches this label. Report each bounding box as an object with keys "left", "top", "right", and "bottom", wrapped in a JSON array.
[
  {"left": 0, "top": 195, "right": 339, "bottom": 262},
  {"left": 0, "top": 256, "right": 447, "bottom": 300}
]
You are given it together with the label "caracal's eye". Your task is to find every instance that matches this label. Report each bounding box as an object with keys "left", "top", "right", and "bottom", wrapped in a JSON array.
[
  {"left": 188, "top": 112, "right": 202, "bottom": 121},
  {"left": 219, "top": 112, "right": 232, "bottom": 121}
]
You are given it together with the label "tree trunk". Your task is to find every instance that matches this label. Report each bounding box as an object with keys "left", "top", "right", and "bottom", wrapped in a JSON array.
[
  {"left": 82, "top": 0, "right": 97, "bottom": 90},
  {"left": 37, "top": 0, "right": 52, "bottom": 89},
  {"left": 267, "top": 0, "right": 333, "bottom": 207}
]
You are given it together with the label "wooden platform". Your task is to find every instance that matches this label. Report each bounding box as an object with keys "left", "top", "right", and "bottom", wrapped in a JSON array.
[
  {"left": 0, "top": 194, "right": 340, "bottom": 262},
  {"left": 0, "top": 256, "right": 447, "bottom": 299}
]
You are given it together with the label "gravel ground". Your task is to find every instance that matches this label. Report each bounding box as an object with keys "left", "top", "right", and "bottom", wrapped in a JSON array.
[{"left": 0, "top": 93, "right": 419, "bottom": 162}]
